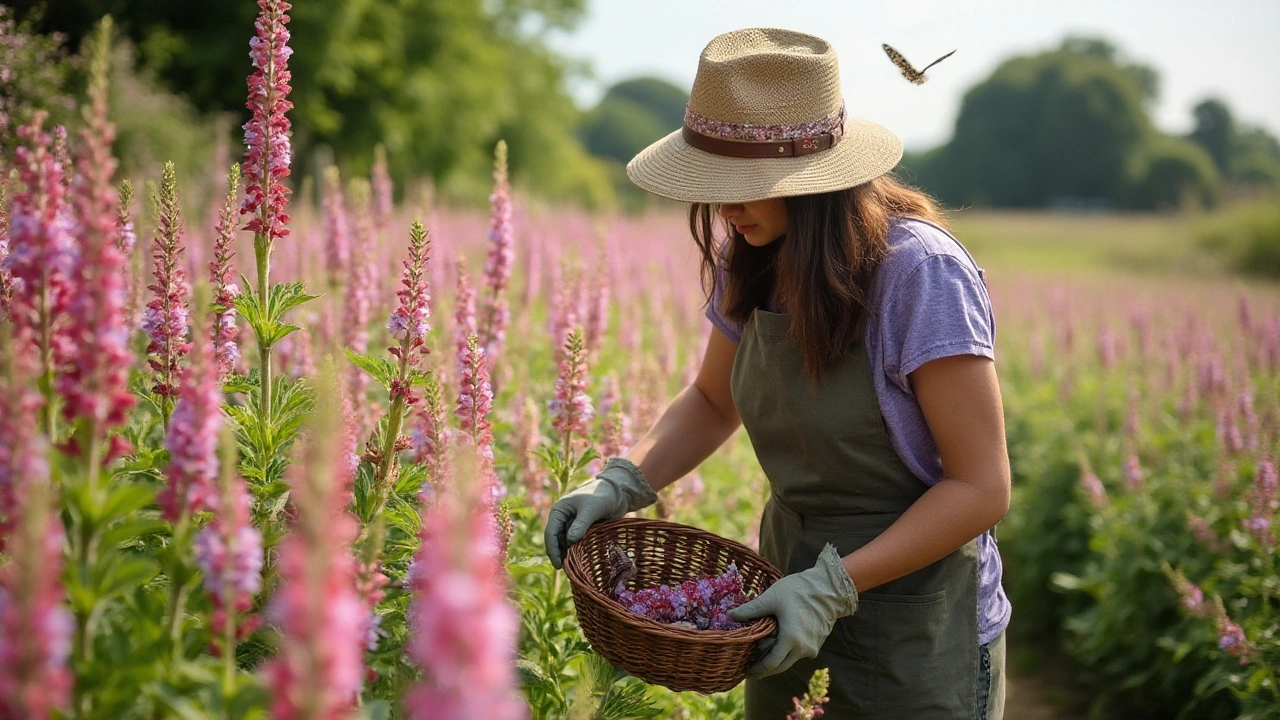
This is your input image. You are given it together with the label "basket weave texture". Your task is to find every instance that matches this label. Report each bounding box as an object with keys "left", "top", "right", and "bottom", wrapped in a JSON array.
[{"left": 564, "top": 517, "right": 782, "bottom": 694}]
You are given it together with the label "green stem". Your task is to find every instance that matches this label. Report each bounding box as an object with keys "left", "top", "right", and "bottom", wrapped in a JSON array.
[
  {"left": 71, "top": 422, "right": 103, "bottom": 718},
  {"left": 166, "top": 512, "right": 192, "bottom": 663},
  {"left": 223, "top": 609, "right": 237, "bottom": 713},
  {"left": 255, "top": 233, "right": 273, "bottom": 419},
  {"left": 38, "top": 282, "right": 57, "bottom": 441}
]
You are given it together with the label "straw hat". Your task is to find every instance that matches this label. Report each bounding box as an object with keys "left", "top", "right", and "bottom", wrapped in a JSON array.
[{"left": 626, "top": 28, "right": 903, "bottom": 204}]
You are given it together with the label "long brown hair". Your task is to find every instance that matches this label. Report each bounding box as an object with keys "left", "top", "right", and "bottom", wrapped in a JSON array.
[{"left": 691, "top": 174, "right": 949, "bottom": 383}]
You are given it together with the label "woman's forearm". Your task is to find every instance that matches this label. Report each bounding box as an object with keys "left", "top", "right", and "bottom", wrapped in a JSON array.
[
  {"left": 623, "top": 384, "right": 741, "bottom": 493},
  {"left": 841, "top": 475, "right": 1009, "bottom": 593}
]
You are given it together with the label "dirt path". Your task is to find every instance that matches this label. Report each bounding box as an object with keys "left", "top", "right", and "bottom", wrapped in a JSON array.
[{"left": 1006, "top": 664, "right": 1087, "bottom": 720}]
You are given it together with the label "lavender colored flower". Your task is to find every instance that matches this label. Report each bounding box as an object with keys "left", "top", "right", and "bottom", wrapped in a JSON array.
[
  {"left": 1242, "top": 458, "right": 1277, "bottom": 548},
  {"left": 479, "top": 141, "right": 513, "bottom": 366},
  {"left": 456, "top": 333, "right": 499, "bottom": 499},
  {"left": 387, "top": 221, "right": 432, "bottom": 390},
  {"left": 141, "top": 162, "right": 193, "bottom": 403},
  {"left": 194, "top": 471, "right": 263, "bottom": 645},
  {"left": 239, "top": 0, "right": 293, "bottom": 246}
]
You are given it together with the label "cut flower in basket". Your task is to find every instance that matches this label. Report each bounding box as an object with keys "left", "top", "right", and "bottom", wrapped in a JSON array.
[{"left": 605, "top": 542, "right": 752, "bottom": 631}]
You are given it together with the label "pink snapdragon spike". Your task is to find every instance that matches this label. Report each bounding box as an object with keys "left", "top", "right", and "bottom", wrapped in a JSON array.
[
  {"left": 787, "top": 668, "right": 831, "bottom": 720},
  {"left": 616, "top": 564, "right": 749, "bottom": 631},
  {"left": 141, "top": 162, "right": 193, "bottom": 407},
  {"left": 479, "top": 140, "right": 513, "bottom": 366},
  {"left": 210, "top": 164, "right": 242, "bottom": 381},
  {"left": 240, "top": 0, "right": 293, "bottom": 247},
  {"left": 159, "top": 337, "right": 222, "bottom": 523},
  {"left": 1213, "top": 599, "right": 1252, "bottom": 666},
  {"left": 2, "top": 113, "right": 74, "bottom": 411},
  {"left": 452, "top": 256, "right": 477, "bottom": 378},
  {"left": 0, "top": 478, "right": 73, "bottom": 720},
  {"left": 113, "top": 179, "right": 136, "bottom": 257},
  {"left": 550, "top": 327, "right": 594, "bottom": 453},
  {"left": 387, "top": 221, "right": 432, "bottom": 403},
  {"left": 322, "top": 166, "right": 349, "bottom": 288},
  {"left": 410, "top": 376, "right": 450, "bottom": 493},
  {"left": 405, "top": 461, "right": 526, "bottom": 720},
  {"left": 455, "top": 333, "right": 499, "bottom": 499},
  {"left": 194, "top": 469, "right": 263, "bottom": 648},
  {"left": 59, "top": 39, "right": 136, "bottom": 456},
  {"left": 263, "top": 405, "right": 365, "bottom": 720}
]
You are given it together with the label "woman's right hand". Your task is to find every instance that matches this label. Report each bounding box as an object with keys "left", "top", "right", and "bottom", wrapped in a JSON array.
[{"left": 544, "top": 458, "right": 659, "bottom": 569}]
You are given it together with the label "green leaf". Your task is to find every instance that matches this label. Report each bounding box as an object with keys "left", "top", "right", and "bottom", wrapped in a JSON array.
[
  {"left": 345, "top": 349, "right": 398, "bottom": 391},
  {"left": 96, "top": 554, "right": 161, "bottom": 601}
]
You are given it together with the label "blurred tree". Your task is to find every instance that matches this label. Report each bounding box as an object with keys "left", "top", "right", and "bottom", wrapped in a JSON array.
[
  {"left": 579, "top": 77, "right": 687, "bottom": 165},
  {"left": 0, "top": 5, "right": 76, "bottom": 158},
  {"left": 1229, "top": 125, "right": 1280, "bottom": 189},
  {"left": 1188, "top": 98, "right": 1233, "bottom": 173},
  {"left": 1120, "top": 134, "right": 1219, "bottom": 210},
  {"left": 925, "top": 38, "right": 1151, "bottom": 208},
  {"left": 23, "top": 0, "right": 614, "bottom": 207}
]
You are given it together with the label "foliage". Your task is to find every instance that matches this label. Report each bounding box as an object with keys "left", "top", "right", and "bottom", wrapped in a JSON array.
[
  {"left": 0, "top": 5, "right": 77, "bottom": 158},
  {"left": 1196, "top": 199, "right": 1280, "bottom": 279},
  {"left": 1120, "top": 133, "right": 1220, "bottom": 210}
]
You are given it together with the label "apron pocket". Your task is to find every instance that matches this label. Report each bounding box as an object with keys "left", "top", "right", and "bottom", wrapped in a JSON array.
[{"left": 827, "top": 589, "right": 973, "bottom": 717}]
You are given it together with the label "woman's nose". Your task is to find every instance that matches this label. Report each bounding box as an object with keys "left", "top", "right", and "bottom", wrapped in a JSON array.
[{"left": 716, "top": 203, "right": 743, "bottom": 219}]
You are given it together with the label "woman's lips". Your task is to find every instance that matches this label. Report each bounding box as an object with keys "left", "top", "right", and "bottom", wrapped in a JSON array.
[{"left": 735, "top": 224, "right": 756, "bottom": 234}]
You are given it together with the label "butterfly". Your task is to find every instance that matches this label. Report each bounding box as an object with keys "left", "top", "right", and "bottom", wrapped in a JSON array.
[{"left": 882, "top": 44, "right": 956, "bottom": 85}]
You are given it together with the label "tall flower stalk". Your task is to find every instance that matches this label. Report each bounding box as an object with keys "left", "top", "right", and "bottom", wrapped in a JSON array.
[
  {"left": 263, "top": 380, "right": 365, "bottom": 720},
  {"left": 211, "top": 164, "right": 242, "bottom": 381},
  {"left": 456, "top": 333, "right": 497, "bottom": 500},
  {"left": 479, "top": 140, "right": 513, "bottom": 367},
  {"left": 240, "top": 0, "right": 294, "bottom": 418},
  {"left": 549, "top": 327, "right": 593, "bottom": 497},
  {"left": 142, "top": 161, "right": 193, "bottom": 427},
  {"left": 3, "top": 112, "right": 73, "bottom": 441}
]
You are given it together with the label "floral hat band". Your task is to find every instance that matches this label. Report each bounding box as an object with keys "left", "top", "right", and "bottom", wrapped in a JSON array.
[{"left": 681, "top": 103, "right": 847, "bottom": 158}]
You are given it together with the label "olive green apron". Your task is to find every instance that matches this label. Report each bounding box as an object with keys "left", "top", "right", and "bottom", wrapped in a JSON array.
[{"left": 732, "top": 308, "right": 981, "bottom": 719}]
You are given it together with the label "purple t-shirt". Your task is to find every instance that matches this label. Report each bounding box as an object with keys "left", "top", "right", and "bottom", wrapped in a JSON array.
[{"left": 706, "top": 216, "right": 1011, "bottom": 645}]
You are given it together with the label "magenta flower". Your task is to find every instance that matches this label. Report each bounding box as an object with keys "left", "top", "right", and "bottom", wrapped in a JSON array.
[
  {"left": 59, "top": 56, "right": 137, "bottom": 447},
  {"left": 210, "top": 164, "right": 242, "bottom": 381},
  {"left": 787, "top": 668, "right": 831, "bottom": 720},
  {"left": 0, "top": 338, "right": 46, "bottom": 549},
  {"left": 405, "top": 482, "right": 526, "bottom": 720},
  {"left": 141, "top": 162, "right": 193, "bottom": 404},
  {"left": 194, "top": 471, "right": 263, "bottom": 646},
  {"left": 479, "top": 141, "right": 513, "bottom": 366},
  {"left": 262, "top": 420, "right": 366, "bottom": 720},
  {"left": 1080, "top": 469, "right": 1107, "bottom": 509},
  {"left": 1214, "top": 605, "right": 1251, "bottom": 666},
  {"left": 0, "top": 478, "right": 73, "bottom": 720},
  {"left": 240, "top": 0, "right": 293, "bottom": 246},
  {"left": 1165, "top": 566, "right": 1210, "bottom": 618},
  {"left": 1122, "top": 453, "right": 1142, "bottom": 491},
  {"left": 550, "top": 327, "right": 593, "bottom": 452},
  {"left": 2, "top": 113, "right": 74, "bottom": 398},
  {"left": 615, "top": 564, "right": 749, "bottom": 630},
  {"left": 453, "top": 256, "right": 477, "bottom": 378},
  {"left": 158, "top": 338, "right": 222, "bottom": 522}
]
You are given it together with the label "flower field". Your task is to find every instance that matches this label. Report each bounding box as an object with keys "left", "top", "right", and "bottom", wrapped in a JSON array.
[{"left": 0, "top": 2, "right": 1278, "bottom": 719}]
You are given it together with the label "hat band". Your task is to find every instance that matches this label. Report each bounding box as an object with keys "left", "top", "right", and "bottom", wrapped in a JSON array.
[{"left": 681, "top": 103, "right": 845, "bottom": 158}]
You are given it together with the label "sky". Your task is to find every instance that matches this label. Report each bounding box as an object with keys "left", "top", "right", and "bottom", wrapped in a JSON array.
[{"left": 547, "top": 0, "right": 1280, "bottom": 152}]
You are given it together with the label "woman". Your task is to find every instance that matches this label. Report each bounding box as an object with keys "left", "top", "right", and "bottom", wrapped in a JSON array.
[{"left": 544, "top": 27, "right": 1010, "bottom": 720}]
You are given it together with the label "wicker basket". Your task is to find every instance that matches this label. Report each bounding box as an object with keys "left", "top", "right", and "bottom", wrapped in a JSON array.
[{"left": 563, "top": 517, "right": 782, "bottom": 694}]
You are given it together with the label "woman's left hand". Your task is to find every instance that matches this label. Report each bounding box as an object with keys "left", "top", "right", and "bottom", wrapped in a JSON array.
[{"left": 728, "top": 543, "right": 859, "bottom": 677}]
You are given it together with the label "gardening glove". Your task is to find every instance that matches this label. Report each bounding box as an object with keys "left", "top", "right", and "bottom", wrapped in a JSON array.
[
  {"left": 544, "top": 457, "right": 658, "bottom": 570},
  {"left": 728, "top": 543, "right": 858, "bottom": 678}
]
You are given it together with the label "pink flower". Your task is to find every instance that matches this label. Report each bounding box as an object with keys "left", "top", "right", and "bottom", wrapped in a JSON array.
[
  {"left": 2, "top": 113, "right": 74, "bottom": 389},
  {"left": 113, "top": 180, "right": 136, "bottom": 256},
  {"left": 1242, "top": 458, "right": 1277, "bottom": 548},
  {"left": 158, "top": 339, "right": 222, "bottom": 522},
  {"left": 194, "top": 472, "right": 263, "bottom": 644},
  {"left": 411, "top": 376, "right": 450, "bottom": 493},
  {"left": 479, "top": 141, "right": 513, "bottom": 366},
  {"left": 0, "top": 478, "right": 73, "bottom": 720},
  {"left": 1080, "top": 469, "right": 1107, "bottom": 509},
  {"left": 210, "top": 164, "right": 241, "bottom": 380},
  {"left": 1215, "top": 611, "right": 1251, "bottom": 666},
  {"left": 511, "top": 395, "right": 546, "bottom": 511},
  {"left": 550, "top": 327, "right": 593, "bottom": 451},
  {"left": 455, "top": 333, "right": 498, "bottom": 500},
  {"left": 387, "top": 221, "right": 432, "bottom": 403},
  {"left": 1122, "top": 453, "right": 1142, "bottom": 491},
  {"left": 405, "top": 478, "right": 526, "bottom": 720},
  {"left": 58, "top": 55, "right": 137, "bottom": 441},
  {"left": 453, "top": 256, "right": 477, "bottom": 378},
  {"left": 371, "top": 148, "right": 393, "bottom": 234},
  {"left": 239, "top": 0, "right": 293, "bottom": 246},
  {"left": 0, "top": 338, "right": 46, "bottom": 549},
  {"left": 141, "top": 162, "right": 193, "bottom": 402},
  {"left": 343, "top": 183, "right": 376, "bottom": 413},
  {"left": 322, "top": 166, "right": 349, "bottom": 287},
  {"left": 262, "top": 413, "right": 365, "bottom": 720},
  {"left": 598, "top": 376, "right": 632, "bottom": 460}
]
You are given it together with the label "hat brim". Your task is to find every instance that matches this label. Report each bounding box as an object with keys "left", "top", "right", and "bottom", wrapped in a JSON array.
[{"left": 625, "top": 118, "right": 904, "bottom": 204}]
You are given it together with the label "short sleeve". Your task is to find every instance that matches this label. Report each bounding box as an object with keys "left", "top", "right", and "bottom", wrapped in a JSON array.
[
  {"left": 881, "top": 254, "right": 995, "bottom": 395},
  {"left": 704, "top": 253, "right": 744, "bottom": 343}
]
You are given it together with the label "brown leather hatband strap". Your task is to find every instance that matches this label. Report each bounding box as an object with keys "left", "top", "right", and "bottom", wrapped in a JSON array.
[{"left": 680, "top": 125, "right": 839, "bottom": 158}]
